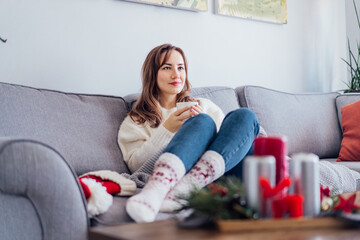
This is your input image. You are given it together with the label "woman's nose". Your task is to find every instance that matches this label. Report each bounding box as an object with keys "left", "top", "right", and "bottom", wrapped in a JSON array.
[{"left": 172, "top": 69, "right": 180, "bottom": 78}]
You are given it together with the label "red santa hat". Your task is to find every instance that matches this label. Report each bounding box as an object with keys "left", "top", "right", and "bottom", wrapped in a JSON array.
[{"left": 79, "top": 170, "right": 136, "bottom": 217}]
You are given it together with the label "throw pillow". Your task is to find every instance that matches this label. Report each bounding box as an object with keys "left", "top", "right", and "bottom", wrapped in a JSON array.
[{"left": 337, "top": 100, "right": 360, "bottom": 161}]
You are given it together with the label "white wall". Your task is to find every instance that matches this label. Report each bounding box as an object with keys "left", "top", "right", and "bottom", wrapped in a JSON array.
[{"left": 0, "top": 0, "right": 348, "bottom": 96}]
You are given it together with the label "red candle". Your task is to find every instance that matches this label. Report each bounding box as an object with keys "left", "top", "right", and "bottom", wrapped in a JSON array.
[
  {"left": 254, "top": 136, "right": 288, "bottom": 185},
  {"left": 286, "top": 195, "right": 304, "bottom": 218},
  {"left": 272, "top": 198, "right": 288, "bottom": 218},
  {"left": 271, "top": 195, "right": 304, "bottom": 218}
]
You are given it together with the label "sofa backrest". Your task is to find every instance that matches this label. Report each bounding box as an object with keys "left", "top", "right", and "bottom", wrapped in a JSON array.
[
  {"left": 0, "top": 82, "right": 130, "bottom": 175},
  {"left": 123, "top": 86, "right": 240, "bottom": 116},
  {"left": 191, "top": 87, "right": 240, "bottom": 114},
  {"left": 236, "top": 86, "right": 342, "bottom": 158}
]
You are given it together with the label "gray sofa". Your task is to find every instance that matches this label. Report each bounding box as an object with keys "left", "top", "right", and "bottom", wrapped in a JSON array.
[{"left": 1, "top": 81, "right": 359, "bottom": 240}]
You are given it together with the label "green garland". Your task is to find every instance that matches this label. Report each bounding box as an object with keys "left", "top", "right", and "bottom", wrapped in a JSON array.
[
  {"left": 180, "top": 176, "right": 258, "bottom": 220},
  {"left": 180, "top": 177, "right": 360, "bottom": 221}
]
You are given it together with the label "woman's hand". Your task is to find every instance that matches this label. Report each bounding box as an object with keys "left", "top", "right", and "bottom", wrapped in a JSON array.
[
  {"left": 163, "top": 105, "right": 203, "bottom": 133},
  {"left": 190, "top": 104, "right": 203, "bottom": 115}
]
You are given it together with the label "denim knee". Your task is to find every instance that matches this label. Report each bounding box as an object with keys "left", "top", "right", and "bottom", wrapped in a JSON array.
[
  {"left": 183, "top": 113, "right": 217, "bottom": 133},
  {"left": 165, "top": 113, "right": 217, "bottom": 171},
  {"left": 228, "top": 108, "right": 259, "bottom": 135}
]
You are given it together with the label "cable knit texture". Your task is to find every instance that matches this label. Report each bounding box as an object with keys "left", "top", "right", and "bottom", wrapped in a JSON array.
[
  {"left": 160, "top": 150, "right": 225, "bottom": 213},
  {"left": 319, "top": 161, "right": 360, "bottom": 195},
  {"left": 126, "top": 153, "right": 185, "bottom": 222}
]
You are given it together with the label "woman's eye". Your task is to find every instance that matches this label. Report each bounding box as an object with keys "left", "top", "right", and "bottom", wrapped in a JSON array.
[
  {"left": 178, "top": 66, "right": 184, "bottom": 71},
  {"left": 163, "top": 67, "right": 170, "bottom": 70}
]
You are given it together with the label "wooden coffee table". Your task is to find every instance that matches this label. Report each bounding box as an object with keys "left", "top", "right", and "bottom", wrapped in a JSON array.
[{"left": 89, "top": 218, "right": 360, "bottom": 240}]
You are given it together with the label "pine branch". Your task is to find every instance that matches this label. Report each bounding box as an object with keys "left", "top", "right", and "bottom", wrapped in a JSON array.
[{"left": 180, "top": 176, "right": 258, "bottom": 220}]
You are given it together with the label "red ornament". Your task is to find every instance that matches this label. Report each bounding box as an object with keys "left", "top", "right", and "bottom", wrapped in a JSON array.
[
  {"left": 320, "top": 185, "right": 331, "bottom": 201},
  {"left": 209, "top": 183, "right": 228, "bottom": 197},
  {"left": 333, "top": 194, "right": 357, "bottom": 213}
]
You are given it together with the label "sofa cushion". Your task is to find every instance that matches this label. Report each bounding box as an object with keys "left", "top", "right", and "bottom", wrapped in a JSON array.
[
  {"left": 336, "top": 93, "right": 360, "bottom": 128},
  {"left": 0, "top": 82, "right": 130, "bottom": 175},
  {"left": 124, "top": 86, "right": 239, "bottom": 116},
  {"left": 336, "top": 100, "right": 360, "bottom": 161},
  {"left": 236, "top": 86, "right": 341, "bottom": 158}
]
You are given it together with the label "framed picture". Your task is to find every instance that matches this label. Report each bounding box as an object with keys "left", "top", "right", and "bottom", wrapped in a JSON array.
[
  {"left": 123, "top": 0, "right": 208, "bottom": 11},
  {"left": 215, "top": 0, "right": 287, "bottom": 24}
]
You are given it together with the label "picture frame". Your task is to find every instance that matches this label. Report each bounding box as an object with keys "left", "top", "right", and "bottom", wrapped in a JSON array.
[
  {"left": 121, "top": 0, "right": 208, "bottom": 12},
  {"left": 215, "top": 0, "right": 287, "bottom": 24}
]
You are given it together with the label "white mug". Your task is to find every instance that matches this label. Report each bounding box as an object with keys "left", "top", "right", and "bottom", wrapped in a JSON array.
[{"left": 176, "top": 102, "right": 198, "bottom": 113}]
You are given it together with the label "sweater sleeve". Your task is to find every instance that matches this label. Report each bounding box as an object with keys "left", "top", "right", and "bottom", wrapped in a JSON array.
[{"left": 118, "top": 116, "right": 175, "bottom": 173}]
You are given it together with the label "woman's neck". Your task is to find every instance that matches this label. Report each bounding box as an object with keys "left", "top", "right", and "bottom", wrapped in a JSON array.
[{"left": 159, "top": 94, "right": 177, "bottom": 109}]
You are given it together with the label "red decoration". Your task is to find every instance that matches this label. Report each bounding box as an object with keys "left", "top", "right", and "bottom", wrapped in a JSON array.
[
  {"left": 79, "top": 178, "right": 91, "bottom": 198},
  {"left": 271, "top": 195, "right": 304, "bottom": 218},
  {"left": 272, "top": 198, "right": 288, "bottom": 218},
  {"left": 260, "top": 177, "right": 303, "bottom": 218},
  {"left": 79, "top": 175, "right": 121, "bottom": 196},
  {"left": 333, "top": 194, "right": 357, "bottom": 213},
  {"left": 254, "top": 136, "right": 288, "bottom": 185},
  {"left": 286, "top": 195, "right": 304, "bottom": 218},
  {"left": 259, "top": 177, "right": 291, "bottom": 198},
  {"left": 320, "top": 185, "right": 331, "bottom": 201},
  {"left": 209, "top": 183, "right": 228, "bottom": 197}
]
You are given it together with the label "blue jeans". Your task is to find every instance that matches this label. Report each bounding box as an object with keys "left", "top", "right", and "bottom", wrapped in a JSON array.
[{"left": 163, "top": 108, "right": 260, "bottom": 179}]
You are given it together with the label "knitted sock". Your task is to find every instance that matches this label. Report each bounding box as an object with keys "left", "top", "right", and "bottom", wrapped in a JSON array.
[
  {"left": 126, "top": 153, "right": 185, "bottom": 222},
  {"left": 160, "top": 150, "right": 225, "bottom": 213}
]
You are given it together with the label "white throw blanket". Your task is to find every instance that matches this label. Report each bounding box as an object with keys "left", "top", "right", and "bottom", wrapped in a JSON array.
[{"left": 319, "top": 161, "right": 360, "bottom": 195}]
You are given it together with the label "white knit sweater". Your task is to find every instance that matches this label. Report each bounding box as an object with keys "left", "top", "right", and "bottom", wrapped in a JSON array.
[{"left": 118, "top": 98, "right": 225, "bottom": 173}]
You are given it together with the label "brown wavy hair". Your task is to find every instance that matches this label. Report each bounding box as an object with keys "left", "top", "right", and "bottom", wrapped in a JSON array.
[{"left": 129, "top": 44, "right": 196, "bottom": 128}]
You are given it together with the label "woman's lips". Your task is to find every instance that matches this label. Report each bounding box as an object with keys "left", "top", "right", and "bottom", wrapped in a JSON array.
[{"left": 170, "top": 82, "right": 182, "bottom": 86}]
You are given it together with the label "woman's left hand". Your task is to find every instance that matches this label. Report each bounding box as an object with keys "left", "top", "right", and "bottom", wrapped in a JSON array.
[{"left": 190, "top": 104, "right": 203, "bottom": 116}]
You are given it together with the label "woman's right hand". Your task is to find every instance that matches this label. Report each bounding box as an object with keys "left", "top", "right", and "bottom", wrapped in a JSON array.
[{"left": 163, "top": 106, "right": 195, "bottom": 133}]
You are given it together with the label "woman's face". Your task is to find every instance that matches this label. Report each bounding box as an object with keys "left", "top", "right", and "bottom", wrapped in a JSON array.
[{"left": 157, "top": 50, "right": 186, "bottom": 99}]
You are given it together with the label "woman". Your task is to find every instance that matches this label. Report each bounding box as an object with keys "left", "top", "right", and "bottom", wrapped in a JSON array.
[{"left": 118, "top": 43, "right": 261, "bottom": 223}]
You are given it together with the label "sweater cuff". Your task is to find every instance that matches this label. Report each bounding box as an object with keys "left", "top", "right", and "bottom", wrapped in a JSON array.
[{"left": 151, "top": 124, "right": 175, "bottom": 148}]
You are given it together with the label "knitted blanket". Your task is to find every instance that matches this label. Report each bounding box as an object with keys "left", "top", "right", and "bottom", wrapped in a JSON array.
[
  {"left": 121, "top": 150, "right": 161, "bottom": 187},
  {"left": 319, "top": 161, "right": 360, "bottom": 195}
]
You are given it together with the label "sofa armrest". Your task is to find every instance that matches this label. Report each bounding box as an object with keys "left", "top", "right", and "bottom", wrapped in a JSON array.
[{"left": 0, "top": 138, "right": 89, "bottom": 240}]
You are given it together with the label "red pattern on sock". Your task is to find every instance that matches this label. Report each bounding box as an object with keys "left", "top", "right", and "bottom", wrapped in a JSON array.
[{"left": 189, "top": 159, "right": 215, "bottom": 184}]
